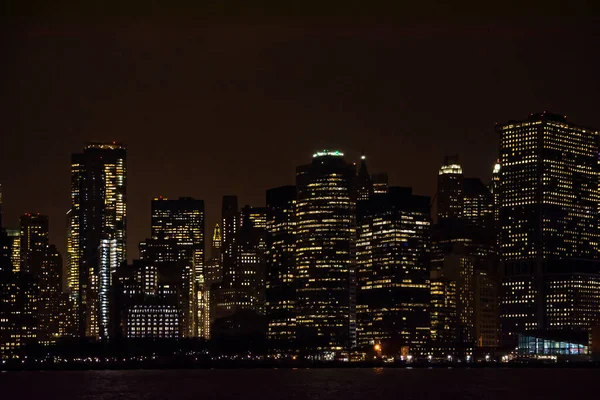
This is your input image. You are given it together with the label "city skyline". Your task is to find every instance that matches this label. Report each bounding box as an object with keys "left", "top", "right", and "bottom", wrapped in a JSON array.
[{"left": 3, "top": 16, "right": 600, "bottom": 262}]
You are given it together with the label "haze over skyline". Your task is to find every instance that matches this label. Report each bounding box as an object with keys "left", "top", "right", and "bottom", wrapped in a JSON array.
[{"left": 2, "top": 14, "right": 600, "bottom": 260}]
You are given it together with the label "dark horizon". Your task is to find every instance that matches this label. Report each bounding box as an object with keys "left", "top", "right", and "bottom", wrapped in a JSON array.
[{"left": 2, "top": 12, "right": 600, "bottom": 261}]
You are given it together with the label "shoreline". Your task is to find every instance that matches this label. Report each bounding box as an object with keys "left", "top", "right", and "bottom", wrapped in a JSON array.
[{"left": 3, "top": 360, "right": 600, "bottom": 372}]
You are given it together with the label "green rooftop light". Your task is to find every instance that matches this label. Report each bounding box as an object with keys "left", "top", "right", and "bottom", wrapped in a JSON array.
[{"left": 313, "top": 149, "right": 344, "bottom": 158}]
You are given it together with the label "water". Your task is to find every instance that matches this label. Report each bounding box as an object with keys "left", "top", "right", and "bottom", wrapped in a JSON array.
[{"left": 0, "top": 368, "right": 594, "bottom": 399}]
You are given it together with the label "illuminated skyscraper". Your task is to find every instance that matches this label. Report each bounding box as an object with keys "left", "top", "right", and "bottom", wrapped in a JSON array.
[
  {"left": 19, "top": 214, "right": 49, "bottom": 274},
  {"left": 265, "top": 185, "right": 297, "bottom": 348},
  {"left": 498, "top": 112, "right": 600, "bottom": 337},
  {"left": 356, "top": 187, "right": 431, "bottom": 355},
  {"left": 6, "top": 229, "right": 20, "bottom": 272},
  {"left": 151, "top": 197, "right": 205, "bottom": 282},
  {"left": 430, "top": 270, "right": 457, "bottom": 350},
  {"left": 69, "top": 142, "right": 126, "bottom": 339},
  {"left": 437, "top": 155, "right": 463, "bottom": 222},
  {"left": 295, "top": 150, "right": 356, "bottom": 351}
]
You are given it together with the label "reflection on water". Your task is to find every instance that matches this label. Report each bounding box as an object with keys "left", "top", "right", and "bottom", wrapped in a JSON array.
[{"left": 0, "top": 368, "right": 596, "bottom": 400}]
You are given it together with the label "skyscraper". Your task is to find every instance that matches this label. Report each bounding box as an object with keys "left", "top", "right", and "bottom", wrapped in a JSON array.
[
  {"left": 356, "top": 187, "right": 431, "bottom": 355},
  {"left": 356, "top": 154, "right": 373, "bottom": 201},
  {"left": 462, "top": 178, "right": 494, "bottom": 231},
  {"left": 498, "top": 112, "right": 600, "bottom": 338},
  {"left": 265, "top": 185, "right": 297, "bottom": 348},
  {"left": 68, "top": 142, "right": 126, "bottom": 339},
  {"left": 437, "top": 155, "right": 463, "bottom": 222},
  {"left": 151, "top": 197, "right": 205, "bottom": 283},
  {"left": 295, "top": 150, "right": 356, "bottom": 351}
]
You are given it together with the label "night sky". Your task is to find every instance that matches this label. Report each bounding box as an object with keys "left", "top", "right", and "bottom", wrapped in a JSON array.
[{"left": 2, "top": 7, "right": 600, "bottom": 261}]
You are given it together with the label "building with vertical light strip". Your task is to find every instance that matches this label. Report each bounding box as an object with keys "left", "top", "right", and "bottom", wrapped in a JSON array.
[
  {"left": 265, "top": 185, "right": 297, "bottom": 349},
  {"left": 356, "top": 187, "right": 431, "bottom": 355},
  {"left": 295, "top": 150, "right": 356, "bottom": 352},
  {"left": 497, "top": 112, "right": 600, "bottom": 339},
  {"left": 68, "top": 142, "right": 126, "bottom": 339}
]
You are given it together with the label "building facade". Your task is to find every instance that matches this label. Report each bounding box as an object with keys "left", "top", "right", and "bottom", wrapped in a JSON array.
[
  {"left": 265, "top": 185, "right": 297, "bottom": 348},
  {"left": 295, "top": 150, "right": 357, "bottom": 351},
  {"left": 68, "top": 142, "right": 127, "bottom": 339},
  {"left": 497, "top": 112, "right": 600, "bottom": 337}
]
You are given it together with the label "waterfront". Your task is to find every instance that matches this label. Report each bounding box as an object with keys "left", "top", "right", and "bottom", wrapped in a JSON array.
[{"left": 0, "top": 368, "right": 596, "bottom": 399}]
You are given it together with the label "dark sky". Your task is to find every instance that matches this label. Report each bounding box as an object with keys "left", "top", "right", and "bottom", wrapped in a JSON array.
[{"left": 2, "top": 8, "right": 600, "bottom": 261}]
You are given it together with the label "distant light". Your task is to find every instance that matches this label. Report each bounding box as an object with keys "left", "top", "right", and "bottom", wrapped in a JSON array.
[
  {"left": 313, "top": 150, "right": 344, "bottom": 158},
  {"left": 361, "top": 155, "right": 366, "bottom": 160}
]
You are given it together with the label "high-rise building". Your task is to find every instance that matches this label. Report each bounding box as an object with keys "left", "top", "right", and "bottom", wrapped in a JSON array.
[
  {"left": 150, "top": 196, "right": 207, "bottom": 337},
  {"left": 212, "top": 198, "right": 268, "bottom": 326},
  {"left": 473, "top": 270, "right": 500, "bottom": 348},
  {"left": 68, "top": 142, "right": 127, "bottom": 339},
  {"left": 497, "top": 112, "right": 600, "bottom": 338},
  {"left": 356, "top": 187, "right": 431, "bottom": 355},
  {"left": 430, "top": 270, "right": 458, "bottom": 352},
  {"left": 295, "top": 150, "right": 356, "bottom": 351},
  {"left": 151, "top": 197, "right": 205, "bottom": 283},
  {"left": 463, "top": 178, "right": 494, "bottom": 230},
  {"left": 18, "top": 215, "right": 63, "bottom": 344},
  {"left": 265, "top": 185, "right": 297, "bottom": 348},
  {"left": 6, "top": 229, "right": 20, "bottom": 273},
  {"left": 356, "top": 155, "right": 373, "bottom": 201},
  {"left": 19, "top": 214, "right": 49, "bottom": 275},
  {"left": 205, "top": 223, "right": 223, "bottom": 289},
  {"left": 437, "top": 155, "right": 463, "bottom": 222}
]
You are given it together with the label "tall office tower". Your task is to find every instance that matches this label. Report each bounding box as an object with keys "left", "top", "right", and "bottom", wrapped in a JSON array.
[
  {"left": 371, "top": 173, "right": 389, "bottom": 195},
  {"left": 265, "top": 186, "right": 297, "bottom": 348},
  {"left": 221, "top": 195, "right": 239, "bottom": 286},
  {"left": 69, "top": 142, "right": 126, "bottom": 339},
  {"left": 151, "top": 197, "right": 207, "bottom": 336},
  {"left": 356, "top": 187, "right": 431, "bottom": 355},
  {"left": 430, "top": 270, "right": 458, "bottom": 350},
  {"left": 437, "top": 155, "right": 463, "bottom": 222},
  {"left": 462, "top": 178, "right": 494, "bottom": 230},
  {"left": 295, "top": 150, "right": 356, "bottom": 351},
  {"left": 19, "top": 214, "right": 49, "bottom": 274},
  {"left": 19, "top": 215, "right": 63, "bottom": 344},
  {"left": 473, "top": 270, "right": 500, "bottom": 348},
  {"left": 205, "top": 224, "right": 223, "bottom": 288},
  {"left": 6, "top": 229, "right": 20, "bottom": 272},
  {"left": 356, "top": 155, "right": 373, "bottom": 201},
  {"left": 439, "top": 246, "right": 475, "bottom": 347},
  {"left": 151, "top": 197, "right": 205, "bottom": 282},
  {"left": 498, "top": 112, "right": 600, "bottom": 338},
  {"left": 38, "top": 245, "right": 63, "bottom": 344}
]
